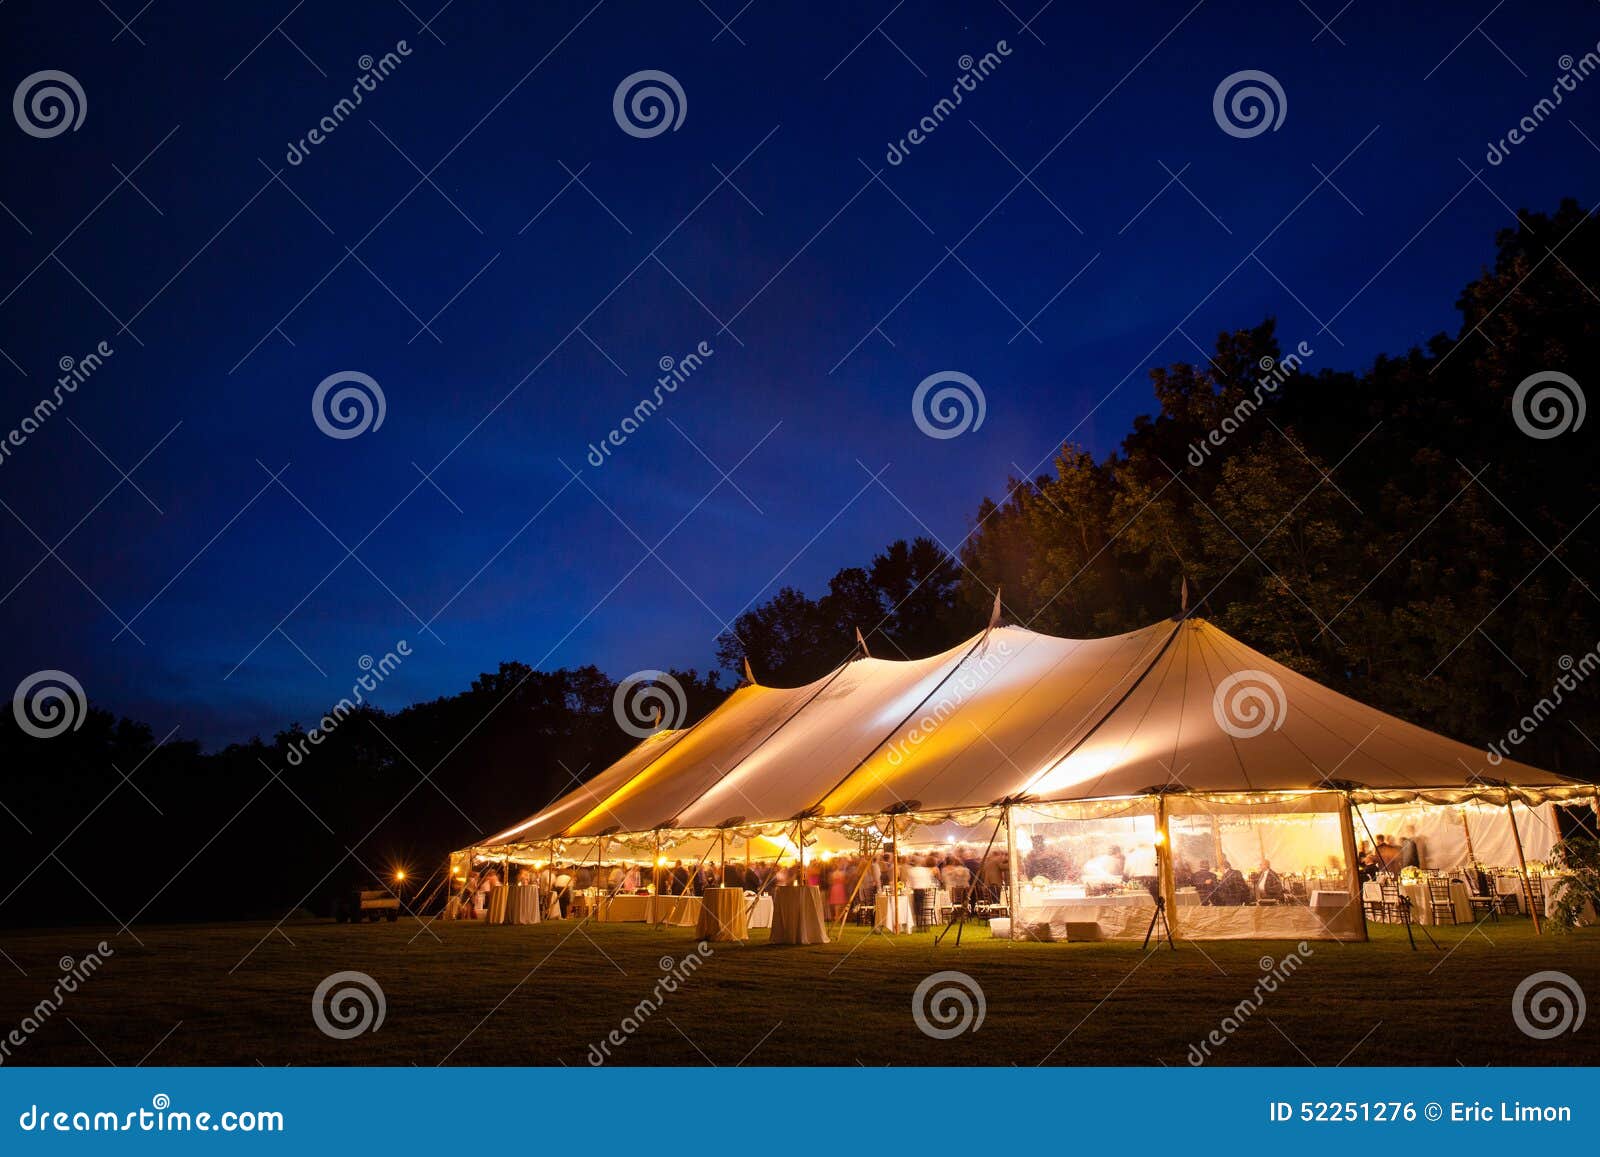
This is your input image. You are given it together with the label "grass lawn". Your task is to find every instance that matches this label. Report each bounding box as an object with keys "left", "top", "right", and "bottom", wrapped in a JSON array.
[{"left": 1, "top": 916, "right": 1596, "bottom": 1066}]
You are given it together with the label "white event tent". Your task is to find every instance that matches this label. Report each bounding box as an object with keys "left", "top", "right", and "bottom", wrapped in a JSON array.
[{"left": 457, "top": 615, "right": 1596, "bottom": 941}]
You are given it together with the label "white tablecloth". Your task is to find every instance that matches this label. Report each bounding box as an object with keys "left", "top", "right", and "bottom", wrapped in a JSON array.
[
  {"left": 769, "top": 885, "right": 829, "bottom": 944},
  {"left": 875, "top": 893, "right": 912, "bottom": 931},
  {"left": 746, "top": 892, "right": 773, "bottom": 929},
  {"left": 498, "top": 884, "right": 540, "bottom": 925},
  {"left": 696, "top": 888, "right": 746, "bottom": 941}
]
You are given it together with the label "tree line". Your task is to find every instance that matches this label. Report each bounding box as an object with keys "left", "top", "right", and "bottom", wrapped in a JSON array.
[{"left": 3, "top": 200, "right": 1595, "bottom": 927}]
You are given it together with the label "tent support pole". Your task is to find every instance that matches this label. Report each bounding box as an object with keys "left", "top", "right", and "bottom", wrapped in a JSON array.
[
  {"left": 1458, "top": 807, "right": 1476, "bottom": 866},
  {"left": 1156, "top": 795, "right": 1178, "bottom": 943},
  {"left": 1506, "top": 795, "right": 1541, "bottom": 935},
  {"left": 889, "top": 817, "right": 901, "bottom": 933},
  {"left": 1339, "top": 795, "right": 1367, "bottom": 943},
  {"left": 1005, "top": 804, "right": 1021, "bottom": 941}
]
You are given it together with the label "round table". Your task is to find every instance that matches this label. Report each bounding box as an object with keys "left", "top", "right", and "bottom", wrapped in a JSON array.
[
  {"left": 696, "top": 887, "right": 747, "bottom": 941},
  {"left": 503, "top": 884, "right": 541, "bottom": 925},
  {"left": 768, "top": 885, "right": 829, "bottom": 945}
]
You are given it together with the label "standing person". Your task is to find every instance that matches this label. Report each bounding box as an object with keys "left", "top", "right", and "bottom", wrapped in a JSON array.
[
  {"left": 552, "top": 863, "right": 574, "bottom": 917},
  {"left": 980, "top": 850, "right": 1006, "bottom": 905},
  {"left": 942, "top": 855, "right": 971, "bottom": 906},
  {"left": 1398, "top": 824, "right": 1425, "bottom": 870},
  {"left": 828, "top": 861, "right": 848, "bottom": 918},
  {"left": 906, "top": 854, "right": 937, "bottom": 929}
]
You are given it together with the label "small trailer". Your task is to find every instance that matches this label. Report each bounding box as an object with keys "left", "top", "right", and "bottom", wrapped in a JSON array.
[{"left": 336, "top": 889, "right": 400, "bottom": 923}]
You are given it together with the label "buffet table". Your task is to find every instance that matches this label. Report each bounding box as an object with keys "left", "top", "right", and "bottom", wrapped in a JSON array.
[{"left": 769, "top": 885, "right": 829, "bottom": 944}]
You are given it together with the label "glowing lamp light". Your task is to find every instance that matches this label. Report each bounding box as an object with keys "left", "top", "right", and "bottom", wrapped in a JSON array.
[
  {"left": 1153, "top": 831, "right": 1167, "bottom": 846},
  {"left": 656, "top": 856, "right": 669, "bottom": 867},
  {"left": 395, "top": 870, "right": 406, "bottom": 881}
]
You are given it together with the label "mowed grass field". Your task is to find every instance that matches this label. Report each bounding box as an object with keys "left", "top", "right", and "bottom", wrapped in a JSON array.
[{"left": 1, "top": 916, "right": 1596, "bottom": 1066}]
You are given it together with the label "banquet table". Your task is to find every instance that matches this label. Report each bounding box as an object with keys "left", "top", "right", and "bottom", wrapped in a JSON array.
[
  {"left": 495, "top": 884, "right": 541, "bottom": 925},
  {"left": 768, "top": 885, "right": 829, "bottom": 944},
  {"left": 746, "top": 892, "right": 773, "bottom": 930},
  {"left": 1361, "top": 879, "right": 1471, "bottom": 924},
  {"left": 695, "top": 888, "right": 747, "bottom": 941},
  {"left": 1496, "top": 875, "right": 1597, "bottom": 923}
]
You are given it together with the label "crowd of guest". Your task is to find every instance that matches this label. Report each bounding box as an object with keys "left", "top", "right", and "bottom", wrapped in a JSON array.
[
  {"left": 1356, "top": 826, "right": 1424, "bottom": 881},
  {"left": 455, "top": 847, "right": 1008, "bottom": 921}
]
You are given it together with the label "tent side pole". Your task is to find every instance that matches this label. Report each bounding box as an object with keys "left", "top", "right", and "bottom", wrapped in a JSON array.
[
  {"left": 1339, "top": 795, "right": 1367, "bottom": 942},
  {"left": 1005, "top": 804, "right": 1021, "bottom": 941},
  {"left": 1156, "top": 795, "right": 1178, "bottom": 940},
  {"left": 1506, "top": 795, "right": 1541, "bottom": 934},
  {"left": 1458, "top": 806, "right": 1476, "bottom": 867},
  {"left": 889, "top": 818, "right": 901, "bottom": 933}
]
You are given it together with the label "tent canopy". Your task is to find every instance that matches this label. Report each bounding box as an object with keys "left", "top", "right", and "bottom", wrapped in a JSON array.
[{"left": 467, "top": 616, "right": 1593, "bottom": 855}]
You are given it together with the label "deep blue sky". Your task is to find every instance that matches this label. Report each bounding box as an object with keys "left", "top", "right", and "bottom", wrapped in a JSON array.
[{"left": 2, "top": 0, "right": 1598, "bottom": 746}]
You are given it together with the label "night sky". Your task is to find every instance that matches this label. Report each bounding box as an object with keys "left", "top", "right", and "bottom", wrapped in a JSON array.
[{"left": 2, "top": 0, "right": 1598, "bottom": 746}]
